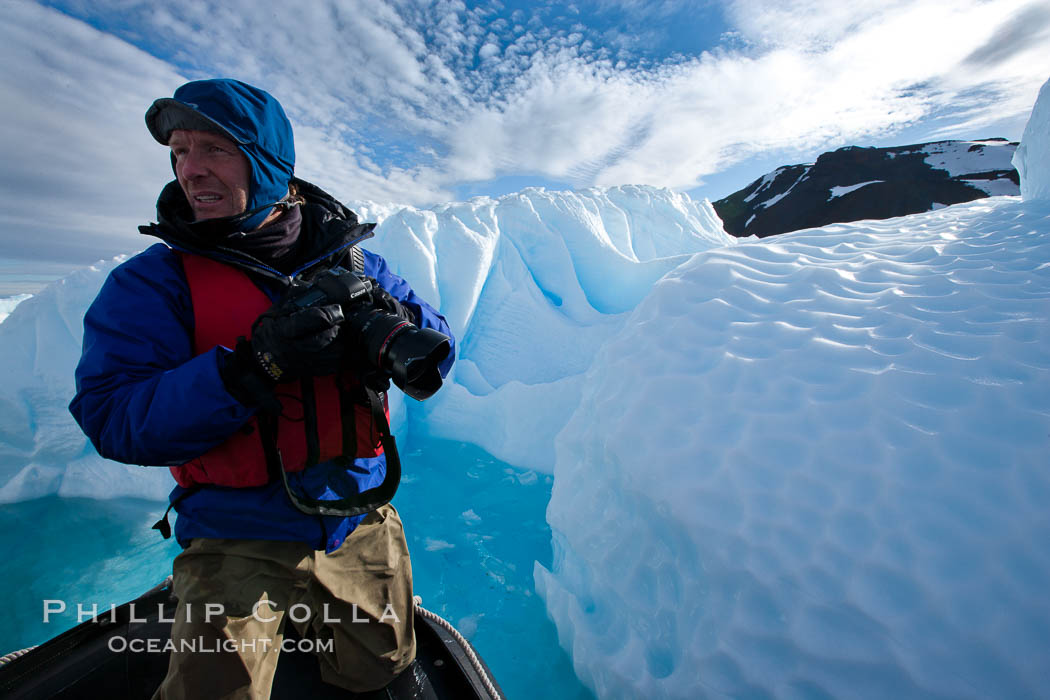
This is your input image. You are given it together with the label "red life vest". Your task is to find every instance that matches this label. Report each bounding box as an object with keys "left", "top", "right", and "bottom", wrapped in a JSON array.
[{"left": 169, "top": 252, "right": 386, "bottom": 489}]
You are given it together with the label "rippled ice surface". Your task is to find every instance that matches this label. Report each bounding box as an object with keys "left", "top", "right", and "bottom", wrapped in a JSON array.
[
  {"left": 1, "top": 437, "right": 594, "bottom": 700},
  {"left": 537, "top": 197, "right": 1050, "bottom": 699}
]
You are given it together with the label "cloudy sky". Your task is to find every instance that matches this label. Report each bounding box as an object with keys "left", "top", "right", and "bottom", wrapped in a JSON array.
[{"left": 1, "top": 0, "right": 1048, "bottom": 265}]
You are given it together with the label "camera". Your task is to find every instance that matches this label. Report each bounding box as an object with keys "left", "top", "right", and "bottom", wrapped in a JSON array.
[{"left": 288, "top": 266, "right": 451, "bottom": 400}]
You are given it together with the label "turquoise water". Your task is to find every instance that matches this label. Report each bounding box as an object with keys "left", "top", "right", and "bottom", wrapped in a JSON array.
[{"left": 0, "top": 437, "right": 594, "bottom": 700}]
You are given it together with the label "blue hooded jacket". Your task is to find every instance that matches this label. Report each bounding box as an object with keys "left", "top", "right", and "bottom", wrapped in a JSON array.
[{"left": 71, "top": 81, "right": 455, "bottom": 552}]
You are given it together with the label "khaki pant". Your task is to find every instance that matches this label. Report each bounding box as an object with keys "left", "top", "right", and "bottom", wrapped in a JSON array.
[{"left": 153, "top": 504, "right": 416, "bottom": 700}]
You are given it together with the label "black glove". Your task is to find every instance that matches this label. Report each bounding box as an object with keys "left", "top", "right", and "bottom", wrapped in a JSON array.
[
  {"left": 220, "top": 302, "right": 345, "bottom": 411},
  {"left": 221, "top": 338, "right": 281, "bottom": 413},
  {"left": 250, "top": 302, "right": 346, "bottom": 381},
  {"left": 367, "top": 278, "right": 415, "bottom": 324}
]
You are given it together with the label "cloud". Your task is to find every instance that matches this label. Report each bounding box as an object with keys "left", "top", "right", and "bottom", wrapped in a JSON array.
[
  {"left": 2, "top": 0, "right": 1049, "bottom": 265},
  {"left": 964, "top": 2, "right": 1050, "bottom": 68},
  {"left": 0, "top": 1, "right": 183, "bottom": 262},
  {"left": 437, "top": 0, "right": 1050, "bottom": 191}
]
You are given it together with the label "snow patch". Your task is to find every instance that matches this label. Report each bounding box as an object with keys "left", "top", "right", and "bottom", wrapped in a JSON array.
[
  {"left": 828, "top": 180, "right": 883, "bottom": 199},
  {"left": 742, "top": 170, "right": 779, "bottom": 203},
  {"left": 923, "top": 139, "right": 1016, "bottom": 178},
  {"left": 963, "top": 177, "right": 1022, "bottom": 197},
  {"left": 756, "top": 171, "right": 805, "bottom": 209}
]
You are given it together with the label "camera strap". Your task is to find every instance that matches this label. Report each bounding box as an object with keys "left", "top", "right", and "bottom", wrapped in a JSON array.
[
  {"left": 263, "top": 244, "right": 401, "bottom": 518},
  {"left": 349, "top": 244, "right": 365, "bottom": 277},
  {"left": 265, "top": 385, "right": 402, "bottom": 518}
]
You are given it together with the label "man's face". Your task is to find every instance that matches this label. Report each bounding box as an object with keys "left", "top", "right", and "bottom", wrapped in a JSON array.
[{"left": 169, "top": 129, "right": 251, "bottom": 221}]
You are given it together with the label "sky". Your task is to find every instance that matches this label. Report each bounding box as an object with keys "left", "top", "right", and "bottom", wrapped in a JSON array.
[{"left": 1, "top": 0, "right": 1048, "bottom": 266}]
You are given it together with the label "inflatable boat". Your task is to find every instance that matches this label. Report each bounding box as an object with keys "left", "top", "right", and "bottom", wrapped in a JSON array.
[{"left": 0, "top": 577, "right": 503, "bottom": 699}]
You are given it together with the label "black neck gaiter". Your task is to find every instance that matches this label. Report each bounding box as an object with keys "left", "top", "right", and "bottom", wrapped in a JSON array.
[{"left": 229, "top": 204, "right": 304, "bottom": 275}]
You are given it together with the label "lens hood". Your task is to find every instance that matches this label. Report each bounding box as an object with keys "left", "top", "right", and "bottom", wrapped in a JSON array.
[{"left": 386, "top": 326, "right": 452, "bottom": 400}]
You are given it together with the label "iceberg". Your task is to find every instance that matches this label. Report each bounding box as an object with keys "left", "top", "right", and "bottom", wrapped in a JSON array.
[
  {"left": 0, "top": 258, "right": 173, "bottom": 502},
  {"left": 1013, "top": 77, "right": 1050, "bottom": 202},
  {"left": 537, "top": 79, "right": 1050, "bottom": 699},
  {"left": 537, "top": 196, "right": 1050, "bottom": 699}
]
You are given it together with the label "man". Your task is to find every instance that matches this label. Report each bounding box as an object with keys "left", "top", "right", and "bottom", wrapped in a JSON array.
[{"left": 69, "top": 78, "right": 454, "bottom": 699}]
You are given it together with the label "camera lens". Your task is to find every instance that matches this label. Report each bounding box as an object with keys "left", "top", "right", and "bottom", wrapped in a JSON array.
[
  {"left": 346, "top": 309, "right": 451, "bottom": 400},
  {"left": 289, "top": 267, "right": 451, "bottom": 400}
]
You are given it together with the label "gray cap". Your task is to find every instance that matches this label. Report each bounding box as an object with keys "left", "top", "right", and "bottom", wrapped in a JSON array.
[{"left": 145, "top": 98, "right": 249, "bottom": 146}]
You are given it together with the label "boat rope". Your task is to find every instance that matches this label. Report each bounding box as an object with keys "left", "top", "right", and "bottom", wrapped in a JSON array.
[
  {"left": 413, "top": 598, "right": 505, "bottom": 700},
  {"left": 0, "top": 647, "right": 37, "bottom": 666}
]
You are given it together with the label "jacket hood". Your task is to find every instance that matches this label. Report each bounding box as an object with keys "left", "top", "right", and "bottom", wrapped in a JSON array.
[
  {"left": 141, "top": 177, "right": 374, "bottom": 281},
  {"left": 146, "top": 79, "right": 295, "bottom": 232}
]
